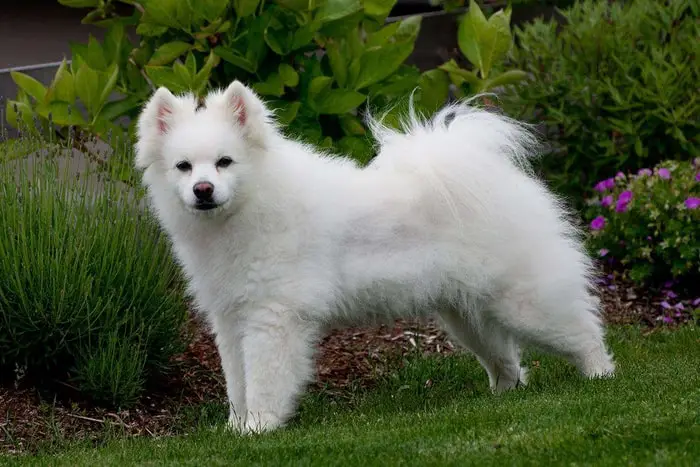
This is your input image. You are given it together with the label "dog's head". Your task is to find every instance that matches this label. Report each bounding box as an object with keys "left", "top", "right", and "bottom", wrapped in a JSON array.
[{"left": 135, "top": 81, "right": 271, "bottom": 215}]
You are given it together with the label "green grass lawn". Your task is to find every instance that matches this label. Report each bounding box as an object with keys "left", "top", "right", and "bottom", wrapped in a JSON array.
[{"left": 7, "top": 326, "right": 700, "bottom": 466}]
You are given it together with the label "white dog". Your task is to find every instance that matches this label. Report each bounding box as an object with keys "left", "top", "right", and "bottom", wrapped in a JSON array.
[{"left": 135, "top": 80, "right": 615, "bottom": 434}]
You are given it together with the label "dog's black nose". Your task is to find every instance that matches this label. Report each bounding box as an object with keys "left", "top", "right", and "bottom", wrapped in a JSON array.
[{"left": 193, "top": 182, "right": 215, "bottom": 201}]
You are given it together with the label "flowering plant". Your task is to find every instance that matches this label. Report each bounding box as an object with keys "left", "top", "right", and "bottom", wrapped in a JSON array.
[{"left": 586, "top": 159, "right": 700, "bottom": 287}]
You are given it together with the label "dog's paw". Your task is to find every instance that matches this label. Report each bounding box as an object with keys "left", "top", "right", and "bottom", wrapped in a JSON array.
[
  {"left": 492, "top": 366, "right": 528, "bottom": 393},
  {"left": 240, "top": 412, "right": 284, "bottom": 435}
]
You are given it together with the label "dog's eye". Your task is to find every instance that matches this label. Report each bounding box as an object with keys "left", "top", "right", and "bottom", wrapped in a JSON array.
[
  {"left": 216, "top": 156, "right": 234, "bottom": 169},
  {"left": 175, "top": 161, "right": 192, "bottom": 172}
]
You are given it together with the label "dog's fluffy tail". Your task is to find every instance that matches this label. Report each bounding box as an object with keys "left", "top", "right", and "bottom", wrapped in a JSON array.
[{"left": 367, "top": 97, "right": 540, "bottom": 175}]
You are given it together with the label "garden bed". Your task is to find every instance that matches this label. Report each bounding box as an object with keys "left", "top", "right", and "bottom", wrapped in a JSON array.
[{"left": 1, "top": 270, "right": 696, "bottom": 454}]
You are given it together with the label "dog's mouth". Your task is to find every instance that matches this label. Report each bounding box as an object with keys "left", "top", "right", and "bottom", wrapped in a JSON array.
[{"left": 194, "top": 201, "right": 220, "bottom": 211}]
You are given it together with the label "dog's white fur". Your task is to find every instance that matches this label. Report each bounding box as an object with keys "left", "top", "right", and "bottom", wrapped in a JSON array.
[{"left": 135, "top": 80, "right": 615, "bottom": 434}]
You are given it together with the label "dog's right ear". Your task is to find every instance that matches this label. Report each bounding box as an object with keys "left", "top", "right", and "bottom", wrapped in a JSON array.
[{"left": 135, "top": 87, "right": 178, "bottom": 170}]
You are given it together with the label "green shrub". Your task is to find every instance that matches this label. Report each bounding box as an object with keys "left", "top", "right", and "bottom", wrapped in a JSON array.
[
  {"left": 0, "top": 134, "right": 188, "bottom": 408},
  {"left": 502, "top": 0, "right": 699, "bottom": 204},
  {"left": 586, "top": 159, "right": 700, "bottom": 288},
  {"left": 6, "top": 0, "right": 440, "bottom": 171}
]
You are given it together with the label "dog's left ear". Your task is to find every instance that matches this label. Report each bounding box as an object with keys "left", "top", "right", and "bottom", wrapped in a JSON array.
[{"left": 221, "top": 80, "right": 269, "bottom": 147}]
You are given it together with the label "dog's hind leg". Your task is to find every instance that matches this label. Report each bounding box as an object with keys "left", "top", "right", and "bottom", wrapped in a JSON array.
[
  {"left": 239, "top": 304, "right": 321, "bottom": 433},
  {"left": 438, "top": 307, "right": 527, "bottom": 392},
  {"left": 489, "top": 287, "right": 615, "bottom": 379}
]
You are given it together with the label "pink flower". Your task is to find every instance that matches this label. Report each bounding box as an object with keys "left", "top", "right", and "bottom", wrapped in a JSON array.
[
  {"left": 590, "top": 216, "right": 606, "bottom": 231},
  {"left": 600, "top": 195, "right": 613, "bottom": 207},
  {"left": 638, "top": 168, "right": 652, "bottom": 177},
  {"left": 599, "top": 248, "right": 609, "bottom": 257},
  {"left": 604, "top": 178, "right": 616, "bottom": 189},
  {"left": 657, "top": 167, "right": 671, "bottom": 179},
  {"left": 685, "top": 197, "right": 700, "bottom": 209},
  {"left": 615, "top": 171, "right": 625, "bottom": 180}
]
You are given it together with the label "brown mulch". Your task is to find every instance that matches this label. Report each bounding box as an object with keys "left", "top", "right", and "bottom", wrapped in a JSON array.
[{"left": 1, "top": 273, "right": 697, "bottom": 453}]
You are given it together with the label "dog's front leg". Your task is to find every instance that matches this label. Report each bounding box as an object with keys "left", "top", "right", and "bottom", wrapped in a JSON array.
[
  {"left": 211, "top": 313, "right": 247, "bottom": 431},
  {"left": 241, "top": 304, "right": 320, "bottom": 434}
]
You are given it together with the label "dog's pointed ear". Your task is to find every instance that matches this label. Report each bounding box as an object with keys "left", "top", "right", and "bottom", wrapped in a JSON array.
[
  {"left": 135, "top": 87, "right": 178, "bottom": 170},
  {"left": 221, "top": 80, "right": 268, "bottom": 146}
]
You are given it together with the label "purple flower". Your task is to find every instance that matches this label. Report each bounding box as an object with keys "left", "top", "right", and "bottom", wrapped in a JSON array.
[
  {"left": 666, "top": 290, "right": 678, "bottom": 299},
  {"left": 599, "top": 248, "right": 609, "bottom": 257},
  {"left": 674, "top": 303, "right": 685, "bottom": 311},
  {"left": 660, "top": 301, "right": 671, "bottom": 309},
  {"left": 695, "top": 172, "right": 700, "bottom": 182},
  {"left": 590, "top": 216, "right": 606, "bottom": 231},
  {"left": 600, "top": 195, "right": 613, "bottom": 207},
  {"left": 692, "top": 298, "right": 700, "bottom": 307},
  {"left": 657, "top": 167, "right": 671, "bottom": 179},
  {"left": 615, "top": 171, "right": 625, "bottom": 180},
  {"left": 594, "top": 178, "right": 616, "bottom": 192},
  {"left": 664, "top": 280, "right": 675, "bottom": 288},
  {"left": 684, "top": 197, "right": 700, "bottom": 209},
  {"left": 618, "top": 191, "right": 633, "bottom": 203},
  {"left": 638, "top": 168, "right": 652, "bottom": 177},
  {"left": 662, "top": 315, "right": 674, "bottom": 324}
]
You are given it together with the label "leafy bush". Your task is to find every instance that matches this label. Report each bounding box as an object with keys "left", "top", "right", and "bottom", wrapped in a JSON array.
[
  {"left": 586, "top": 159, "right": 700, "bottom": 288},
  {"left": 0, "top": 134, "right": 188, "bottom": 407},
  {"left": 502, "top": 0, "right": 699, "bottom": 203},
  {"left": 6, "top": 0, "right": 440, "bottom": 168},
  {"left": 437, "top": 0, "right": 527, "bottom": 101}
]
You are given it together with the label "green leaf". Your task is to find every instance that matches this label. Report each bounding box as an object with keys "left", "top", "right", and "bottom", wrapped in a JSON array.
[
  {"left": 98, "top": 96, "right": 143, "bottom": 122},
  {"left": 478, "top": 69, "right": 528, "bottom": 92},
  {"left": 337, "top": 135, "right": 374, "bottom": 164},
  {"left": 339, "top": 114, "right": 366, "bottom": 135},
  {"left": 278, "top": 64, "right": 299, "bottom": 88},
  {"left": 45, "top": 60, "right": 75, "bottom": 103},
  {"left": 458, "top": 0, "right": 513, "bottom": 79},
  {"left": 136, "top": 23, "right": 169, "bottom": 36},
  {"left": 74, "top": 64, "right": 102, "bottom": 116},
  {"left": 103, "top": 23, "right": 128, "bottom": 65},
  {"left": 35, "top": 101, "right": 87, "bottom": 126},
  {"left": 253, "top": 73, "right": 285, "bottom": 97},
  {"left": 315, "top": 0, "right": 363, "bottom": 24},
  {"left": 86, "top": 35, "right": 109, "bottom": 71},
  {"left": 418, "top": 69, "right": 449, "bottom": 114},
  {"left": 325, "top": 40, "right": 347, "bottom": 88},
  {"left": 96, "top": 64, "right": 120, "bottom": 116},
  {"left": 364, "top": 0, "right": 398, "bottom": 22},
  {"left": 352, "top": 16, "right": 420, "bottom": 89},
  {"left": 58, "top": 0, "right": 99, "bottom": 7},
  {"left": 192, "top": 52, "right": 220, "bottom": 94},
  {"left": 185, "top": 53, "right": 197, "bottom": 76},
  {"left": 173, "top": 62, "right": 192, "bottom": 87},
  {"left": 214, "top": 47, "right": 255, "bottom": 73},
  {"left": 439, "top": 59, "right": 481, "bottom": 88},
  {"left": 311, "top": 83, "right": 366, "bottom": 115},
  {"left": 148, "top": 41, "right": 193, "bottom": 66},
  {"left": 10, "top": 72, "right": 47, "bottom": 102},
  {"left": 145, "top": 66, "right": 189, "bottom": 94},
  {"left": 5, "top": 100, "right": 36, "bottom": 130},
  {"left": 270, "top": 100, "right": 301, "bottom": 125},
  {"left": 308, "top": 76, "right": 334, "bottom": 103},
  {"left": 234, "top": 0, "right": 261, "bottom": 18}
]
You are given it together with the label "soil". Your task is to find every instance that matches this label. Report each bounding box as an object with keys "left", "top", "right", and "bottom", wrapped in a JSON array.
[{"left": 1, "top": 272, "right": 697, "bottom": 454}]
